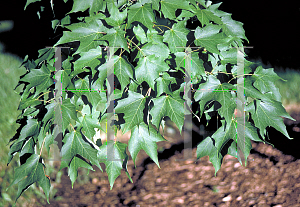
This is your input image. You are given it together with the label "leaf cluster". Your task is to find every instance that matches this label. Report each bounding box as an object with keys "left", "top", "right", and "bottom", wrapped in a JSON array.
[{"left": 7, "top": 0, "right": 295, "bottom": 204}]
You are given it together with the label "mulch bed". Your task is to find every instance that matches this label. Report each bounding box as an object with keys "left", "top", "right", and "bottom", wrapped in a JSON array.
[{"left": 34, "top": 110, "right": 300, "bottom": 207}]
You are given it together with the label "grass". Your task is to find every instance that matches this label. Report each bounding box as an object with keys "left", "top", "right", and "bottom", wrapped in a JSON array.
[
  {"left": 0, "top": 48, "right": 26, "bottom": 207},
  {"left": 274, "top": 68, "right": 300, "bottom": 106},
  {"left": 0, "top": 42, "right": 57, "bottom": 207}
]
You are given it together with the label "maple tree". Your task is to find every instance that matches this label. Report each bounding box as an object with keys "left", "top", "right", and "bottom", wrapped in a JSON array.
[{"left": 6, "top": 0, "right": 295, "bottom": 205}]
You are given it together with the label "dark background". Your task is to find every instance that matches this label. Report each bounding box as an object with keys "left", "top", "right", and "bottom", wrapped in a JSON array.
[
  {"left": 215, "top": 1, "right": 300, "bottom": 70},
  {"left": 1, "top": 0, "right": 299, "bottom": 70}
]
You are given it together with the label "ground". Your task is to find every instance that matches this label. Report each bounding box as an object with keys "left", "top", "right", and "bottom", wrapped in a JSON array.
[{"left": 32, "top": 108, "right": 300, "bottom": 207}]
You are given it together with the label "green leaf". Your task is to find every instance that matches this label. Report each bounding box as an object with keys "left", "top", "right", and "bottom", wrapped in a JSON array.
[
  {"left": 163, "top": 20, "right": 189, "bottom": 53},
  {"left": 150, "top": 0, "right": 160, "bottom": 11},
  {"left": 213, "top": 120, "right": 239, "bottom": 157},
  {"left": 155, "top": 72, "right": 176, "bottom": 96},
  {"left": 138, "top": 42, "right": 170, "bottom": 60},
  {"left": 23, "top": 108, "right": 40, "bottom": 117},
  {"left": 105, "top": 4, "right": 127, "bottom": 27},
  {"left": 67, "top": 0, "right": 105, "bottom": 15},
  {"left": 21, "top": 64, "right": 53, "bottom": 95},
  {"left": 9, "top": 118, "right": 40, "bottom": 159},
  {"left": 229, "top": 118, "right": 273, "bottom": 165},
  {"left": 219, "top": 48, "right": 239, "bottom": 65},
  {"left": 7, "top": 140, "right": 25, "bottom": 165},
  {"left": 18, "top": 93, "right": 40, "bottom": 110},
  {"left": 62, "top": 56, "right": 73, "bottom": 75},
  {"left": 195, "top": 8, "right": 222, "bottom": 26},
  {"left": 176, "top": 10, "right": 195, "bottom": 21},
  {"left": 74, "top": 76, "right": 92, "bottom": 97},
  {"left": 207, "top": 2, "right": 231, "bottom": 18},
  {"left": 61, "top": 70, "right": 72, "bottom": 90},
  {"left": 114, "top": 56, "right": 134, "bottom": 92},
  {"left": 231, "top": 60, "right": 253, "bottom": 76},
  {"left": 54, "top": 19, "right": 108, "bottom": 55},
  {"left": 194, "top": 77, "right": 236, "bottom": 124},
  {"left": 87, "top": 91, "right": 102, "bottom": 107},
  {"left": 139, "top": 0, "right": 152, "bottom": 5},
  {"left": 115, "top": 90, "right": 146, "bottom": 134},
  {"left": 194, "top": 24, "right": 228, "bottom": 55},
  {"left": 97, "top": 55, "right": 134, "bottom": 92},
  {"left": 252, "top": 66, "right": 283, "bottom": 101},
  {"left": 221, "top": 15, "right": 249, "bottom": 42},
  {"left": 241, "top": 77, "right": 274, "bottom": 103},
  {"left": 160, "top": 0, "right": 190, "bottom": 20},
  {"left": 35, "top": 48, "right": 55, "bottom": 65},
  {"left": 128, "top": 3, "right": 156, "bottom": 28},
  {"left": 7, "top": 154, "right": 51, "bottom": 204},
  {"left": 79, "top": 114, "right": 98, "bottom": 139},
  {"left": 98, "top": 140, "right": 133, "bottom": 190},
  {"left": 52, "top": 15, "right": 71, "bottom": 32},
  {"left": 135, "top": 54, "right": 169, "bottom": 89},
  {"left": 196, "top": 136, "right": 222, "bottom": 176},
  {"left": 197, "top": 0, "right": 207, "bottom": 8},
  {"left": 24, "top": 0, "right": 41, "bottom": 10},
  {"left": 22, "top": 118, "right": 40, "bottom": 138},
  {"left": 62, "top": 98, "right": 80, "bottom": 122},
  {"left": 97, "top": 55, "right": 118, "bottom": 90},
  {"left": 37, "top": 123, "right": 53, "bottom": 156},
  {"left": 78, "top": 105, "right": 103, "bottom": 140},
  {"left": 215, "top": 85, "right": 236, "bottom": 124},
  {"left": 133, "top": 24, "right": 148, "bottom": 45},
  {"left": 42, "top": 102, "right": 55, "bottom": 124},
  {"left": 50, "top": 99, "right": 79, "bottom": 135},
  {"left": 245, "top": 99, "right": 295, "bottom": 140},
  {"left": 146, "top": 28, "right": 164, "bottom": 44},
  {"left": 129, "top": 122, "right": 166, "bottom": 168},
  {"left": 98, "top": 27, "right": 129, "bottom": 52},
  {"left": 84, "top": 12, "right": 107, "bottom": 23},
  {"left": 150, "top": 93, "right": 185, "bottom": 134},
  {"left": 68, "top": 156, "right": 95, "bottom": 188},
  {"left": 73, "top": 46, "right": 102, "bottom": 76},
  {"left": 60, "top": 130, "right": 102, "bottom": 171},
  {"left": 174, "top": 51, "right": 206, "bottom": 78}
]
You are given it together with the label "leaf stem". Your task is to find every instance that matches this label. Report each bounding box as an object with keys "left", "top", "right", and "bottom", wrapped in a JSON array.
[
  {"left": 36, "top": 91, "right": 51, "bottom": 100},
  {"left": 126, "top": 37, "right": 146, "bottom": 57},
  {"left": 70, "top": 123, "right": 76, "bottom": 131},
  {"left": 36, "top": 97, "right": 55, "bottom": 104},
  {"left": 153, "top": 23, "right": 171, "bottom": 31},
  {"left": 124, "top": 23, "right": 127, "bottom": 37},
  {"left": 210, "top": 62, "right": 219, "bottom": 74},
  {"left": 146, "top": 87, "right": 151, "bottom": 96},
  {"left": 39, "top": 134, "right": 46, "bottom": 157},
  {"left": 76, "top": 109, "right": 83, "bottom": 116}
]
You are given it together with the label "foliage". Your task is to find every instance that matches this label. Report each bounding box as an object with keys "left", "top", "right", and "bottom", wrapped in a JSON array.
[
  {"left": 7, "top": 0, "right": 295, "bottom": 205},
  {"left": 0, "top": 48, "right": 54, "bottom": 207}
]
